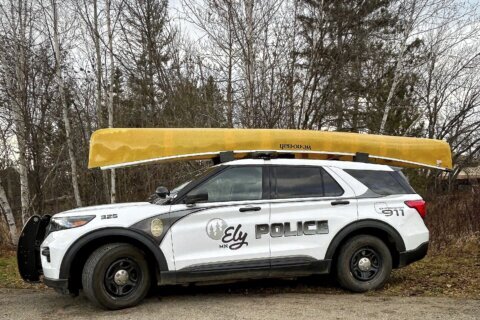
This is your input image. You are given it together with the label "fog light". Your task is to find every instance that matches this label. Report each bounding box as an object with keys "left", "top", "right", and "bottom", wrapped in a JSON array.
[{"left": 41, "top": 247, "right": 51, "bottom": 263}]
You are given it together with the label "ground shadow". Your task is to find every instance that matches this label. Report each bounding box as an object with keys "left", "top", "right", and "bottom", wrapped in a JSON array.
[{"left": 151, "top": 274, "right": 345, "bottom": 299}]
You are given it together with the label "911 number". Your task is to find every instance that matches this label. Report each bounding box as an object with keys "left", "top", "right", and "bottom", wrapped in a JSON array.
[{"left": 381, "top": 209, "right": 404, "bottom": 217}]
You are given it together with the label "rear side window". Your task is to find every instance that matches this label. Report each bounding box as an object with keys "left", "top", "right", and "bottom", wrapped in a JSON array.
[
  {"left": 344, "top": 169, "right": 415, "bottom": 195},
  {"left": 273, "top": 166, "right": 343, "bottom": 199}
]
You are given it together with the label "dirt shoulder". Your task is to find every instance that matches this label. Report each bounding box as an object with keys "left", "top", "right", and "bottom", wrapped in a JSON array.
[{"left": 1, "top": 287, "right": 479, "bottom": 320}]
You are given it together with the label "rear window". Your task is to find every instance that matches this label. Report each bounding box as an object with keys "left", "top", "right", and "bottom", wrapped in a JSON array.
[
  {"left": 273, "top": 166, "right": 344, "bottom": 199},
  {"left": 344, "top": 169, "right": 415, "bottom": 195}
]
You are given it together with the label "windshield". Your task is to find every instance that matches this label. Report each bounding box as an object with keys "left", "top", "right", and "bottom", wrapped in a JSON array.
[
  {"left": 171, "top": 166, "right": 218, "bottom": 196},
  {"left": 170, "top": 181, "right": 190, "bottom": 196}
]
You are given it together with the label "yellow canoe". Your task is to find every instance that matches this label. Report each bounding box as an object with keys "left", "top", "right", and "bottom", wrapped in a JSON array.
[{"left": 88, "top": 128, "right": 452, "bottom": 170}]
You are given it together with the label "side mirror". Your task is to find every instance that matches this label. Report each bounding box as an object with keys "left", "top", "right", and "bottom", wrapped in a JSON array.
[
  {"left": 185, "top": 193, "right": 208, "bottom": 205},
  {"left": 155, "top": 186, "right": 170, "bottom": 198}
]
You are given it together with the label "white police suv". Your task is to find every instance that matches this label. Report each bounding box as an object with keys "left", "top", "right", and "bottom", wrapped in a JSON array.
[{"left": 18, "top": 157, "right": 428, "bottom": 309}]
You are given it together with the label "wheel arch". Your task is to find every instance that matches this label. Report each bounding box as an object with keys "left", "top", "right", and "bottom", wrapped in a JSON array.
[
  {"left": 325, "top": 219, "right": 406, "bottom": 268},
  {"left": 59, "top": 228, "right": 167, "bottom": 293}
]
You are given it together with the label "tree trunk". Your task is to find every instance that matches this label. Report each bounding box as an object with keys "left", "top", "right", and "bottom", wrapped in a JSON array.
[
  {"left": 244, "top": 0, "right": 255, "bottom": 127},
  {"left": 92, "top": 0, "right": 110, "bottom": 203},
  {"left": 379, "top": 0, "right": 416, "bottom": 134},
  {"left": 52, "top": 0, "right": 82, "bottom": 207},
  {"left": 93, "top": 0, "right": 103, "bottom": 128},
  {"left": 106, "top": 0, "right": 116, "bottom": 203},
  {"left": 13, "top": 95, "right": 30, "bottom": 225},
  {"left": 379, "top": 49, "right": 405, "bottom": 134},
  {"left": 286, "top": 0, "right": 298, "bottom": 129},
  {"left": 13, "top": 0, "right": 31, "bottom": 225},
  {"left": 0, "top": 177, "right": 18, "bottom": 245}
]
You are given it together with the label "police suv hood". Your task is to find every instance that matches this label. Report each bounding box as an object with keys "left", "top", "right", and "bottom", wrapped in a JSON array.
[{"left": 53, "top": 202, "right": 169, "bottom": 218}]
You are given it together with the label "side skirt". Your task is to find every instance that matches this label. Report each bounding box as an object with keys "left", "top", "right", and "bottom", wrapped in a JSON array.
[{"left": 159, "top": 258, "right": 332, "bottom": 285}]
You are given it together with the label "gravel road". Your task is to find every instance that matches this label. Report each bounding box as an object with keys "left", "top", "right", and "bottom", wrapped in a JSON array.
[{"left": 0, "top": 286, "right": 479, "bottom": 320}]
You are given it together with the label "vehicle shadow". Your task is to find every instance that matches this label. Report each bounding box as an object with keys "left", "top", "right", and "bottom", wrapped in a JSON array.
[{"left": 151, "top": 274, "right": 345, "bottom": 299}]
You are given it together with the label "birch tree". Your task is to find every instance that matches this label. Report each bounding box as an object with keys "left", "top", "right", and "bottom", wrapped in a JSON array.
[
  {"left": 379, "top": 0, "right": 422, "bottom": 133},
  {"left": 0, "top": 0, "right": 33, "bottom": 224},
  {"left": 75, "top": 0, "right": 111, "bottom": 202},
  {"left": 106, "top": 0, "right": 116, "bottom": 203},
  {"left": 0, "top": 176, "right": 17, "bottom": 244},
  {"left": 0, "top": 126, "right": 18, "bottom": 244},
  {"left": 50, "top": 0, "right": 83, "bottom": 207}
]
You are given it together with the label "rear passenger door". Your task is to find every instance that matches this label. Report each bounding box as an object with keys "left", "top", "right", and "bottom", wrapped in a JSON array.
[{"left": 267, "top": 166, "right": 357, "bottom": 264}]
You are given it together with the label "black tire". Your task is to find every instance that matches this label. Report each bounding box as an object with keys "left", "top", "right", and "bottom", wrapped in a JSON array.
[
  {"left": 82, "top": 243, "right": 151, "bottom": 310},
  {"left": 336, "top": 235, "right": 392, "bottom": 292}
]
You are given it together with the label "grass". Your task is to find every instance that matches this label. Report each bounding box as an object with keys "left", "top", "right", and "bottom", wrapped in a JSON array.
[
  {"left": 379, "top": 236, "right": 480, "bottom": 299},
  {"left": 1, "top": 237, "right": 478, "bottom": 299},
  {"left": 0, "top": 249, "right": 45, "bottom": 290}
]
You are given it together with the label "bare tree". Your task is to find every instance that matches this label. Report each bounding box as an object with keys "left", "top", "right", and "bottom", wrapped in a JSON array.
[
  {"left": 179, "top": 0, "right": 238, "bottom": 126},
  {"left": 379, "top": 0, "right": 477, "bottom": 134},
  {"left": 380, "top": 0, "right": 422, "bottom": 133},
  {"left": 75, "top": 0, "right": 111, "bottom": 203},
  {"left": 106, "top": 0, "right": 116, "bottom": 203},
  {"left": 50, "top": 0, "right": 83, "bottom": 207},
  {"left": 0, "top": 0, "right": 478, "bottom": 235},
  {"left": 0, "top": 0, "right": 33, "bottom": 224},
  {"left": 180, "top": 0, "right": 288, "bottom": 128}
]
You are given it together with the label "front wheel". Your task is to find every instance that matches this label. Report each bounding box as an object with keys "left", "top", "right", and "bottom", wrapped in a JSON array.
[
  {"left": 82, "top": 243, "right": 151, "bottom": 309},
  {"left": 336, "top": 235, "right": 392, "bottom": 292}
]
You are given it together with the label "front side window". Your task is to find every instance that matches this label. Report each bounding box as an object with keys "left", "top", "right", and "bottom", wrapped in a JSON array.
[
  {"left": 273, "top": 166, "right": 343, "bottom": 199},
  {"left": 187, "top": 166, "right": 263, "bottom": 202}
]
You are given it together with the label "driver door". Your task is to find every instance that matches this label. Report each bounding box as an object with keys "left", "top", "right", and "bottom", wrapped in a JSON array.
[{"left": 169, "top": 165, "right": 271, "bottom": 276}]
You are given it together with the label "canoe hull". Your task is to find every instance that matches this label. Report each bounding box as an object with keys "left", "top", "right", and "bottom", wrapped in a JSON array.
[{"left": 88, "top": 128, "right": 452, "bottom": 170}]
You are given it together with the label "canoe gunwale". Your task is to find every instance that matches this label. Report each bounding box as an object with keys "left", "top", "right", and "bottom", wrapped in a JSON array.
[{"left": 98, "top": 149, "right": 451, "bottom": 171}]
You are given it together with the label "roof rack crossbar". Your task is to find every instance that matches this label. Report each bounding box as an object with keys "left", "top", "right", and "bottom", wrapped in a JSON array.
[
  {"left": 212, "top": 151, "right": 235, "bottom": 164},
  {"left": 354, "top": 152, "right": 370, "bottom": 163},
  {"left": 248, "top": 151, "right": 296, "bottom": 160},
  {"left": 250, "top": 151, "right": 277, "bottom": 160}
]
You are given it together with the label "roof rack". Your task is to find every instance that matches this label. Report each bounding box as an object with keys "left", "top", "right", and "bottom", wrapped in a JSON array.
[
  {"left": 250, "top": 151, "right": 296, "bottom": 160},
  {"left": 213, "top": 151, "right": 297, "bottom": 164}
]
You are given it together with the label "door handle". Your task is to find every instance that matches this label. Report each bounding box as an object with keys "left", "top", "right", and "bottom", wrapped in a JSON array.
[
  {"left": 331, "top": 200, "right": 350, "bottom": 206},
  {"left": 239, "top": 206, "right": 261, "bottom": 212}
]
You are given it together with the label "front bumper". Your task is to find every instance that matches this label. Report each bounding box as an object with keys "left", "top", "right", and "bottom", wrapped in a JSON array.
[{"left": 398, "top": 241, "right": 429, "bottom": 268}]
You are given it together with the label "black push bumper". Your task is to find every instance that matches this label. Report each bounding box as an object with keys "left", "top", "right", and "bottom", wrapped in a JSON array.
[
  {"left": 397, "top": 241, "right": 429, "bottom": 268},
  {"left": 17, "top": 215, "right": 51, "bottom": 282}
]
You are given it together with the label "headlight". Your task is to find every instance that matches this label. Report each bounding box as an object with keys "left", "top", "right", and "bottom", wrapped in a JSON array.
[{"left": 49, "top": 215, "right": 95, "bottom": 232}]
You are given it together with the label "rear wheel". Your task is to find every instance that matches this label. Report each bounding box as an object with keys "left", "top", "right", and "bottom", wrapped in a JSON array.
[
  {"left": 82, "top": 243, "right": 151, "bottom": 309},
  {"left": 336, "top": 235, "right": 392, "bottom": 292}
]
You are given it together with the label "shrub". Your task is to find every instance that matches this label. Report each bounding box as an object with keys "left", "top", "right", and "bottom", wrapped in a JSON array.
[{"left": 425, "top": 188, "right": 480, "bottom": 251}]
